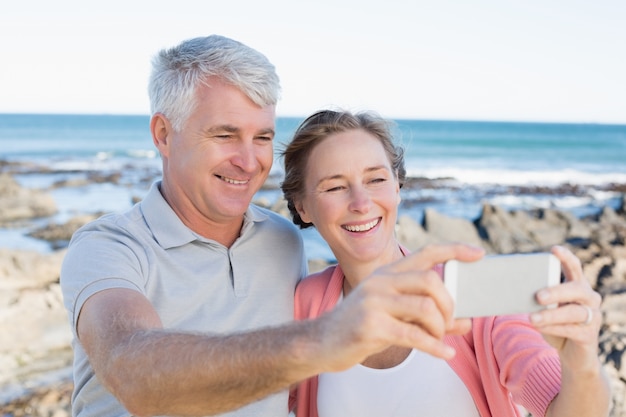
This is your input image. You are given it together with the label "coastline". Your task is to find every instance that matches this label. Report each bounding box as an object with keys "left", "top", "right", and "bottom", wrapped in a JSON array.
[{"left": 1, "top": 169, "right": 625, "bottom": 416}]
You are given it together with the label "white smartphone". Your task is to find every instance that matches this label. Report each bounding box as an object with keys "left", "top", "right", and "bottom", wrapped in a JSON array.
[{"left": 443, "top": 252, "right": 561, "bottom": 318}]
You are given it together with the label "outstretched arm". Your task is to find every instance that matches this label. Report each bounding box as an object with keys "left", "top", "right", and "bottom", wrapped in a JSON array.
[
  {"left": 78, "top": 288, "right": 330, "bottom": 417},
  {"left": 78, "top": 243, "right": 482, "bottom": 417},
  {"left": 531, "top": 246, "right": 611, "bottom": 417}
]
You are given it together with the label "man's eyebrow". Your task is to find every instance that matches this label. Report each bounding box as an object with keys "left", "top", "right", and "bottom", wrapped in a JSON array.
[
  {"left": 205, "top": 125, "right": 275, "bottom": 136},
  {"left": 258, "top": 128, "right": 276, "bottom": 136},
  {"left": 205, "top": 125, "right": 240, "bottom": 134}
]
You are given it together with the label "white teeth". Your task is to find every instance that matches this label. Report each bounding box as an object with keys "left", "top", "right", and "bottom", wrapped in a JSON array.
[
  {"left": 344, "top": 219, "right": 379, "bottom": 232},
  {"left": 221, "top": 176, "right": 247, "bottom": 185}
]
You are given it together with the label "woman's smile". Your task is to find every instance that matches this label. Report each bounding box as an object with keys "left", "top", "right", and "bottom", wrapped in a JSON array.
[{"left": 342, "top": 217, "right": 381, "bottom": 233}]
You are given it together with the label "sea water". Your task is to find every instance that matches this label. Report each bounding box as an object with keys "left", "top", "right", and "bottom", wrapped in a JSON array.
[{"left": 1, "top": 113, "right": 625, "bottom": 258}]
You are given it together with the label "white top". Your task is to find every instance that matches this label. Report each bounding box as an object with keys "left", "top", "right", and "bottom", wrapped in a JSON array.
[{"left": 317, "top": 348, "right": 480, "bottom": 417}]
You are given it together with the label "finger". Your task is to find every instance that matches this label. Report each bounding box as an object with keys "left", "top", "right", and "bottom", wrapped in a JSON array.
[
  {"left": 536, "top": 324, "right": 596, "bottom": 346},
  {"left": 393, "top": 292, "right": 456, "bottom": 339},
  {"left": 385, "top": 284, "right": 472, "bottom": 337},
  {"left": 551, "top": 245, "right": 584, "bottom": 283},
  {"left": 532, "top": 302, "right": 599, "bottom": 328},
  {"left": 448, "top": 318, "right": 472, "bottom": 335},
  {"left": 381, "top": 269, "right": 457, "bottom": 327},
  {"left": 335, "top": 295, "right": 457, "bottom": 361},
  {"left": 396, "top": 243, "right": 485, "bottom": 273},
  {"left": 533, "top": 318, "right": 600, "bottom": 346},
  {"left": 358, "top": 270, "right": 451, "bottom": 338},
  {"left": 536, "top": 280, "right": 602, "bottom": 308},
  {"left": 396, "top": 321, "right": 458, "bottom": 360}
]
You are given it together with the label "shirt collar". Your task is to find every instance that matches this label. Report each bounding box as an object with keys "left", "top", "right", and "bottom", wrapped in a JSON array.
[{"left": 141, "top": 181, "right": 269, "bottom": 249}]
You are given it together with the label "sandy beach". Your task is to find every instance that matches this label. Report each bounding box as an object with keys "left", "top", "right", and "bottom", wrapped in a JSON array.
[{"left": 1, "top": 171, "right": 625, "bottom": 416}]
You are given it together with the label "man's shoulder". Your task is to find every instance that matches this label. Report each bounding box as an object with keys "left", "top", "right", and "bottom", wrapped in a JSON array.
[
  {"left": 249, "top": 204, "right": 298, "bottom": 230},
  {"left": 70, "top": 204, "right": 146, "bottom": 243}
]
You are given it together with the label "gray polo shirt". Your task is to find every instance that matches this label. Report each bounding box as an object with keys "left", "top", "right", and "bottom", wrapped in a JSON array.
[{"left": 61, "top": 181, "right": 307, "bottom": 417}]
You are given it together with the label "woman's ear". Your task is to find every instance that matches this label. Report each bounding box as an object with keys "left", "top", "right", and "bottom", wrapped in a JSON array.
[
  {"left": 395, "top": 169, "right": 402, "bottom": 205},
  {"left": 295, "top": 200, "right": 313, "bottom": 224},
  {"left": 396, "top": 180, "right": 401, "bottom": 205},
  {"left": 150, "top": 113, "right": 172, "bottom": 157}
]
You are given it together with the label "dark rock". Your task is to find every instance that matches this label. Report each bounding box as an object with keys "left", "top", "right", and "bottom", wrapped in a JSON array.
[
  {"left": 3, "top": 199, "right": 626, "bottom": 416},
  {"left": 395, "top": 215, "right": 432, "bottom": 250},
  {"left": 475, "top": 204, "right": 537, "bottom": 253},
  {"left": 422, "top": 208, "right": 489, "bottom": 250},
  {"left": 28, "top": 214, "right": 102, "bottom": 249}
]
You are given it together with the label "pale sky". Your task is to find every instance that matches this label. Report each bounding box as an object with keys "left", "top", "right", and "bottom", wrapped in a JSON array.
[{"left": 2, "top": 0, "right": 625, "bottom": 124}]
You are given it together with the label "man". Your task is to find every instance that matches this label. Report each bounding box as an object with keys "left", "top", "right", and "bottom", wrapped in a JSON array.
[
  {"left": 61, "top": 35, "right": 308, "bottom": 416},
  {"left": 60, "top": 35, "right": 501, "bottom": 417}
]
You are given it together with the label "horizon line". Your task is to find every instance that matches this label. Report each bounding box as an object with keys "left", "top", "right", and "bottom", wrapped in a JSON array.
[{"left": 1, "top": 111, "right": 625, "bottom": 127}]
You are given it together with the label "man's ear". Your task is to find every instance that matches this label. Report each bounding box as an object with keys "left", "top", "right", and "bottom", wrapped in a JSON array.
[{"left": 150, "top": 113, "right": 172, "bottom": 157}]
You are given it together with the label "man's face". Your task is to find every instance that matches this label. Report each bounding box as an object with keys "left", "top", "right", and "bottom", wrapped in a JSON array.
[{"left": 156, "top": 76, "right": 275, "bottom": 234}]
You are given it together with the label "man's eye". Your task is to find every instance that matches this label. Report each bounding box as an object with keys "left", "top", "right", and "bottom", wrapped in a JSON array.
[{"left": 256, "top": 136, "right": 273, "bottom": 142}]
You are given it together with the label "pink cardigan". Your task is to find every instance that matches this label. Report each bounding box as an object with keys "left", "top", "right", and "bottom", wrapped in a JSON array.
[{"left": 289, "top": 263, "right": 562, "bottom": 417}]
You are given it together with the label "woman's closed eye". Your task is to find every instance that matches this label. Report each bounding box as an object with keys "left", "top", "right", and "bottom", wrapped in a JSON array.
[
  {"left": 324, "top": 185, "right": 346, "bottom": 193},
  {"left": 369, "top": 177, "right": 387, "bottom": 184}
]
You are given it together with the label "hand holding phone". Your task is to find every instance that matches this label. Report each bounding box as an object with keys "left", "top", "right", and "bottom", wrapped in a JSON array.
[{"left": 444, "top": 252, "right": 561, "bottom": 318}]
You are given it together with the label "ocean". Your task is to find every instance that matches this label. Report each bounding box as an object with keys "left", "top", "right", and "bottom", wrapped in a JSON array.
[{"left": 1, "top": 113, "right": 626, "bottom": 260}]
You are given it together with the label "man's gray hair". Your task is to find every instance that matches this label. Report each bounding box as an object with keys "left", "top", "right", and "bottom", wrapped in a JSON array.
[{"left": 148, "top": 35, "right": 280, "bottom": 131}]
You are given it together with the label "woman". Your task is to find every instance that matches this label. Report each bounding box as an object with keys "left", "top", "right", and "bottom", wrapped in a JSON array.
[{"left": 281, "top": 110, "right": 610, "bottom": 417}]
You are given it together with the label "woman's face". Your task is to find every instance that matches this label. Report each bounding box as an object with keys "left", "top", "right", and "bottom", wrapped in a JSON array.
[{"left": 295, "top": 128, "right": 401, "bottom": 265}]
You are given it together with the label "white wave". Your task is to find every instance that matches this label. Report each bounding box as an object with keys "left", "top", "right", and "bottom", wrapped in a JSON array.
[
  {"left": 49, "top": 160, "right": 101, "bottom": 171},
  {"left": 96, "top": 151, "right": 114, "bottom": 161},
  {"left": 488, "top": 194, "right": 554, "bottom": 209},
  {"left": 484, "top": 190, "right": 619, "bottom": 212},
  {"left": 589, "top": 189, "right": 622, "bottom": 200},
  {"left": 409, "top": 166, "right": 626, "bottom": 186},
  {"left": 552, "top": 195, "right": 596, "bottom": 209},
  {"left": 127, "top": 149, "right": 158, "bottom": 159}
]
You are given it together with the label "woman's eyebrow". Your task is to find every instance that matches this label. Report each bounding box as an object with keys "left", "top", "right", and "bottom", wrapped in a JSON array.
[
  {"left": 365, "top": 165, "right": 389, "bottom": 173},
  {"left": 315, "top": 166, "right": 389, "bottom": 185}
]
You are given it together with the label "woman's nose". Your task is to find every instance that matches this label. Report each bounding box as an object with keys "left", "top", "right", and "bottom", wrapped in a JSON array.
[{"left": 348, "top": 186, "right": 372, "bottom": 213}]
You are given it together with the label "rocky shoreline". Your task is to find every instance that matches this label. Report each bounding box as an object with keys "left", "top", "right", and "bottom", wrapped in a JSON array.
[{"left": 1, "top": 171, "right": 625, "bottom": 416}]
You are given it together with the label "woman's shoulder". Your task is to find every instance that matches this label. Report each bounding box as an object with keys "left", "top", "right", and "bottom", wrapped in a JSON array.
[
  {"left": 295, "top": 265, "right": 342, "bottom": 319},
  {"left": 297, "top": 265, "right": 338, "bottom": 292}
]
